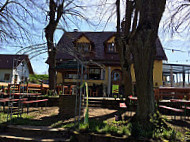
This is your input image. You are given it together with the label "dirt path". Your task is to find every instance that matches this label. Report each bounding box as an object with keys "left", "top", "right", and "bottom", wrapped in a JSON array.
[{"left": 25, "top": 107, "right": 190, "bottom": 134}]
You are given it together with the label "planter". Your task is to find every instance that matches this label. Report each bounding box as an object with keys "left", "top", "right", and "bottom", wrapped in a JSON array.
[{"left": 59, "top": 95, "right": 83, "bottom": 119}]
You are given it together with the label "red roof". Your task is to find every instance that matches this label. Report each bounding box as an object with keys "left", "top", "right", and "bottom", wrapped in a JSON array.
[{"left": 55, "top": 32, "right": 167, "bottom": 64}]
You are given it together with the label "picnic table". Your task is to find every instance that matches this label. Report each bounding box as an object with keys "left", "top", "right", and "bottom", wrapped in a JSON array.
[
  {"left": 0, "top": 92, "right": 48, "bottom": 114},
  {"left": 170, "top": 99, "right": 190, "bottom": 104},
  {"left": 170, "top": 99, "right": 190, "bottom": 118},
  {"left": 128, "top": 96, "right": 137, "bottom": 101},
  {"left": 10, "top": 93, "right": 41, "bottom": 97},
  {"left": 0, "top": 98, "right": 28, "bottom": 112}
]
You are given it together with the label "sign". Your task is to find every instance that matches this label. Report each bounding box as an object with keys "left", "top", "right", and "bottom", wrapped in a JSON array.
[{"left": 112, "top": 85, "right": 119, "bottom": 94}]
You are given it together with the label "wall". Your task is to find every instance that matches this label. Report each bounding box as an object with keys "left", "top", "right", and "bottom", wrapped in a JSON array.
[
  {"left": 112, "top": 60, "right": 163, "bottom": 87},
  {"left": 14, "top": 60, "right": 30, "bottom": 84},
  {"left": 57, "top": 72, "right": 62, "bottom": 84},
  {"left": 153, "top": 60, "right": 163, "bottom": 87},
  {"left": 57, "top": 60, "right": 163, "bottom": 88},
  {"left": 130, "top": 61, "right": 163, "bottom": 87},
  {"left": 64, "top": 79, "right": 104, "bottom": 86},
  {"left": 0, "top": 69, "right": 12, "bottom": 83}
]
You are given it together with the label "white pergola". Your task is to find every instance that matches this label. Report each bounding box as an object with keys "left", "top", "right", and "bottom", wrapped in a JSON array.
[{"left": 162, "top": 63, "right": 190, "bottom": 87}]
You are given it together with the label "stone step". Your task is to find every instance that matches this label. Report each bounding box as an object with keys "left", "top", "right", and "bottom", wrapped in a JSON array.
[
  {"left": 0, "top": 133, "right": 70, "bottom": 142},
  {"left": 4, "top": 125, "right": 70, "bottom": 139}
]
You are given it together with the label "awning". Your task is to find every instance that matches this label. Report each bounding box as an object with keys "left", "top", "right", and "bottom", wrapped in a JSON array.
[{"left": 163, "top": 63, "right": 190, "bottom": 75}]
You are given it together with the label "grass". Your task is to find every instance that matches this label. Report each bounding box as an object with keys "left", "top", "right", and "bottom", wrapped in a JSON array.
[
  {"left": 0, "top": 112, "right": 34, "bottom": 124},
  {"left": 67, "top": 120, "right": 132, "bottom": 136},
  {"left": 66, "top": 118, "right": 184, "bottom": 141},
  {"left": 0, "top": 110, "right": 188, "bottom": 141},
  {"left": 0, "top": 112, "right": 58, "bottom": 126}
]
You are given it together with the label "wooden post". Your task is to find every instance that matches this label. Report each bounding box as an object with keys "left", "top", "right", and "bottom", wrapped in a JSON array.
[
  {"left": 183, "top": 66, "right": 185, "bottom": 87},
  {"left": 18, "top": 84, "right": 21, "bottom": 93},
  {"left": 41, "top": 81, "right": 43, "bottom": 94},
  {"left": 26, "top": 82, "right": 29, "bottom": 94},
  {"left": 170, "top": 66, "right": 173, "bottom": 87}
]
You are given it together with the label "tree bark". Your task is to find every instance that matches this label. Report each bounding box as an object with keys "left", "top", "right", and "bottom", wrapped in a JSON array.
[
  {"left": 45, "top": 0, "right": 63, "bottom": 90},
  {"left": 116, "top": 0, "right": 133, "bottom": 98},
  {"left": 129, "top": 0, "right": 166, "bottom": 123},
  {"left": 131, "top": 30, "right": 156, "bottom": 121},
  {"left": 115, "top": 38, "right": 133, "bottom": 98},
  {"left": 45, "top": 18, "right": 57, "bottom": 90}
]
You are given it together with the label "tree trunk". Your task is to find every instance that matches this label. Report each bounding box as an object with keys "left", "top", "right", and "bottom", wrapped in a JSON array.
[
  {"left": 115, "top": 0, "right": 132, "bottom": 99},
  {"left": 45, "top": 0, "right": 63, "bottom": 90},
  {"left": 131, "top": 30, "right": 156, "bottom": 121},
  {"left": 122, "top": 67, "right": 132, "bottom": 96},
  {"left": 129, "top": 0, "right": 166, "bottom": 124},
  {"left": 45, "top": 24, "right": 56, "bottom": 90},
  {"left": 48, "top": 49, "right": 56, "bottom": 90},
  {"left": 115, "top": 37, "right": 133, "bottom": 98}
]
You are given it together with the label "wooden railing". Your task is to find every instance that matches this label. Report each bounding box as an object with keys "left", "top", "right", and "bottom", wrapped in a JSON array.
[
  {"left": 0, "top": 82, "right": 49, "bottom": 94},
  {"left": 154, "top": 87, "right": 190, "bottom": 101}
]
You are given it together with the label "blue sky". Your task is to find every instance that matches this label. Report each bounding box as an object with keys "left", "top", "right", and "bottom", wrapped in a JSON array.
[{"left": 1, "top": 0, "right": 190, "bottom": 74}]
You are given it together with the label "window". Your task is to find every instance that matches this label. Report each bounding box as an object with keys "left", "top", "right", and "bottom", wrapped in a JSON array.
[
  {"left": 65, "top": 73, "right": 78, "bottom": 79},
  {"left": 89, "top": 68, "right": 101, "bottom": 80},
  {"left": 111, "top": 70, "right": 121, "bottom": 82},
  {"left": 76, "top": 43, "right": 91, "bottom": 52},
  {"left": 4, "top": 74, "right": 10, "bottom": 80},
  {"left": 107, "top": 42, "right": 116, "bottom": 53},
  {"left": 113, "top": 72, "right": 120, "bottom": 81}
]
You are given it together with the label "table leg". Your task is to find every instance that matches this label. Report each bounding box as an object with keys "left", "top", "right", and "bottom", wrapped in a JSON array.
[{"left": 27, "top": 104, "right": 29, "bottom": 114}]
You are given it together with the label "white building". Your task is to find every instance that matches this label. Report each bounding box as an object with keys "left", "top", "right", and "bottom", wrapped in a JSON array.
[{"left": 0, "top": 54, "right": 34, "bottom": 84}]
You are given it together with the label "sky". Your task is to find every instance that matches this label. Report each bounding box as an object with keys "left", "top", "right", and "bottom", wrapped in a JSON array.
[{"left": 1, "top": 0, "right": 190, "bottom": 74}]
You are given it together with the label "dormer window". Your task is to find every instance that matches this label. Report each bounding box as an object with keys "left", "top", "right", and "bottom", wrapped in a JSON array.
[
  {"left": 107, "top": 42, "right": 116, "bottom": 53},
  {"left": 76, "top": 43, "right": 91, "bottom": 52}
]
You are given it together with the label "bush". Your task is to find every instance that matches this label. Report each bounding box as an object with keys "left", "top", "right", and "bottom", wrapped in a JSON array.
[{"left": 29, "top": 74, "right": 48, "bottom": 84}]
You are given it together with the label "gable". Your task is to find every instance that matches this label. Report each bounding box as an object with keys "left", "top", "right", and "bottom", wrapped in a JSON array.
[
  {"left": 107, "top": 36, "right": 115, "bottom": 43},
  {"left": 76, "top": 36, "right": 91, "bottom": 43}
]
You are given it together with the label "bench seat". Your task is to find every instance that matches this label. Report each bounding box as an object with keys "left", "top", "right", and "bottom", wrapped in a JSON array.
[
  {"left": 21, "top": 99, "right": 48, "bottom": 114},
  {"left": 159, "top": 105, "right": 184, "bottom": 112},
  {"left": 182, "top": 106, "right": 190, "bottom": 110},
  {"left": 22, "top": 99, "right": 48, "bottom": 104}
]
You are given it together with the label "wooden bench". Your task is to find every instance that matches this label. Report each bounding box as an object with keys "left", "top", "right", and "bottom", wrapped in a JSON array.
[
  {"left": 21, "top": 99, "right": 48, "bottom": 114},
  {"left": 182, "top": 106, "right": 190, "bottom": 110},
  {"left": 159, "top": 105, "right": 184, "bottom": 119},
  {"left": 19, "top": 83, "right": 49, "bottom": 94},
  {"left": 0, "top": 98, "right": 28, "bottom": 112}
]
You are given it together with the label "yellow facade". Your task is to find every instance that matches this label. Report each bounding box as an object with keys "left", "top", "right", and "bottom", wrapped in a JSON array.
[
  {"left": 153, "top": 60, "right": 163, "bottom": 87},
  {"left": 57, "top": 72, "right": 62, "bottom": 84},
  {"left": 109, "top": 60, "right": 163, "bottom": 87},
  {"left": 57, "top": 60, "right": 163, "bottom": 87},
  {"left": 64, "top": 79, "right": 104, "bottom": 86}
]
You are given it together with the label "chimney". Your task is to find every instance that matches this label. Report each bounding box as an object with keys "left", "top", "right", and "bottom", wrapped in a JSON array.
[{"left": 73, "top": 29, "right": 78, "bottom": 32}]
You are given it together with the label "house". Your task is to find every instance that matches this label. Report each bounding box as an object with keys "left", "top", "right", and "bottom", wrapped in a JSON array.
[
  {"left": 55, "top": 32, "right": 167, "bottom": 96},
  {"left": 0, "top": 54, "right": 34, "bottom": 84}
]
